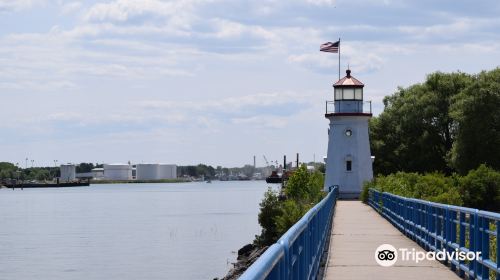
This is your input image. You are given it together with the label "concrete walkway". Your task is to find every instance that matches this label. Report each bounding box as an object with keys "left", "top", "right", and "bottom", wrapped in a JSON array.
[{"left": 324, "top": 201, "right": 460, "bottom": 280}]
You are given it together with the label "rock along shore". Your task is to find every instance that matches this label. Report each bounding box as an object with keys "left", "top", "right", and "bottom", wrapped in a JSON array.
[{"left": 214, "top": 243, "right": 268, "bottom": 280}]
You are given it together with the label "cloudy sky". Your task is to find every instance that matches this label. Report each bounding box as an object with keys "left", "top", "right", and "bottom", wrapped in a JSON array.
[{"left": 1, "top": 0, "right": 499, "bottom": 167}]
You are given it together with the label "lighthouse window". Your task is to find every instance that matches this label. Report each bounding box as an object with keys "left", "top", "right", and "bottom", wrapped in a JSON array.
[
  {"left": 343, "top": 88, "right": 354, "bottom": 100},
  {"left": 335, "top": 88, "right": 342, "bottom": 100},
  {"left": 346, "top": 160, "right": 352, "bottom": 171},
  {"left": 355, "top": 88, "right": 363, "bottom": 100}
]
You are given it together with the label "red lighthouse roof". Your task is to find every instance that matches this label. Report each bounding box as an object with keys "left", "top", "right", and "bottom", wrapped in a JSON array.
[{"left": 333, "top": 69, "right": 364, "bottom": 87}]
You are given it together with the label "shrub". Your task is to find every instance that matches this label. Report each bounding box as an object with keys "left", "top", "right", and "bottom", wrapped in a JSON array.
[
  {"left": 363, "top": 172, "right": 462, "bottom": 206},
  {"left": 255, "top": 188, "right": 282, "bottom": 246},
  {"left": 459, "top": 164, "right": 500, "bottom": 212},
  {"left": 275, "top": 200, "right": 307, "bottom": 236},
  {"left": 254, "top": 165, "right": 326, "bottom": 246}
]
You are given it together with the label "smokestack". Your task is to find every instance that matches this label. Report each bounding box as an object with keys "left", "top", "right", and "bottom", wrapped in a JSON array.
[{"left": 283, "top": 155, "right": 287, "bottom": 172}]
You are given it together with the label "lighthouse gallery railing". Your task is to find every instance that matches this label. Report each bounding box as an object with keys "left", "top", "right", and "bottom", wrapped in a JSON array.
[
  {"left": 369, "top": 189, "right": 500, "bottom": 279},
  {"left": 325, "top": 100, "right": 372, "bottom": 114},
  {"left": 239, "top": 186, "right": 338, "bottom": 280}
]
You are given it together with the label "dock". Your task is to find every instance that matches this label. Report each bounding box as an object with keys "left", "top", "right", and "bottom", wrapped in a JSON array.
[{"left": 324, "top": 201, "right": 460, "bottom": 280}]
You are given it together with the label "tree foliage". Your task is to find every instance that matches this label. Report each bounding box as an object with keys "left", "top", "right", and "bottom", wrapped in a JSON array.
[
  {"left": 459, "top": 165, "right": 500, "bottom": 212},
  {"left": 361, "top": 165, "right": 499, "bottom": 212},
  {"left": 285, "top": 165, "right": 324, "bottom": 204},
  {"left": 254, "top": 165, "right": 325, "bottom": 246},
  {"left": 255, "top": 188, "right": 282, "bottom": 246},
  {"left": 370, "top": 69, "right": 500, "bottom": 175},
  {"left": 370, "top": 71, "right": 472, "bottom": 175},
  {"left": 76, "top": 163, "right": 96, "bottom": 173},
  {"left": 450, "top": 69, "right": 500, "bottom": 173},
  {"left": 178, "top": 164, "right": 216, "bottom": 178}
]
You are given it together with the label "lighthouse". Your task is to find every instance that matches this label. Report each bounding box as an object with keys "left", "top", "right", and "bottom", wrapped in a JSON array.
[{"left": 324, "top": 69, "right": 373, "bottom": 199}]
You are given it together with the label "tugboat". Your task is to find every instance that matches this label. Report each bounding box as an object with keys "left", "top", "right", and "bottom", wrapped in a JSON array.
[
  {"left": 265, "top": 171, "right": 282, "bottom": 184},
  {"left": 265, "top": 154, "right": 295, "bottom": 184}
]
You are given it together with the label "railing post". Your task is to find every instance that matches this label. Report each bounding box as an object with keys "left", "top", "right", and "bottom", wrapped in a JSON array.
[
  {"left": 496, "top": 220, "right": 500, "bottom": 280},
  {"left": 444, "top": 206, "right": 449, "bottom": 261},
  {"left": 458, "top": 212, "right": 466, "bottom": 277},
  {"left": 468, "top": 213, "right": 474, "bottom": 279},
  {"left": 426, "top": 204, "right": 431, "bottom": 249},
  {"left": 475, "top": 211, "right": 483, "bottom": 279},
  {"left": 481, "top": 216, "right": 489, "bottom": 280},
  {"left": 450, "top": 209, "right": 457, "bottom": 272}
]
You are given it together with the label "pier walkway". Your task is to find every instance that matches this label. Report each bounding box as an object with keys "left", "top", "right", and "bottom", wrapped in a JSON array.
[{"left": 324, "top": 201, "right": 459, "bottom": 280}]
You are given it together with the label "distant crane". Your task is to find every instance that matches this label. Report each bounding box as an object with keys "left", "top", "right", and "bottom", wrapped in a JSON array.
[{"left": 263, "top": 155, "right": 270, "bottom": 167}]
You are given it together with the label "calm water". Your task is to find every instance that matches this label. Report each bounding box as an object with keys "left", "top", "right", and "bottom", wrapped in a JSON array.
[{"left": 0, "top": 181, "right": 271, "bottom": 280}]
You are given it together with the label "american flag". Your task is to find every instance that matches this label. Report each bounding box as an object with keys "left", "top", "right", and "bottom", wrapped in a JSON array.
[{"left": 320, "top": 41, "right": 340, "bottom": 53}]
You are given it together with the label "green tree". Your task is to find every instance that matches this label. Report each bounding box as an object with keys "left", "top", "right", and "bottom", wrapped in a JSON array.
[
  {"left": 275, "top": 200, "right": 306, "bottom": 236},
  {"left": 285, "top": 165, "right": 324, "bottom": 203},
  {"left": 254, "top": 165, "right": 326, "bottom": 246},
  {"left": 35, "top": 169, "right": 50, "bottom": 181},
  {"left": 0, "top": 162, "right": 18, "bottom": 180},
  {"left": 0, "top": 162, "right": 17, "bottom": 171},
  {"left": 450, "top": 68, "right": 500, "bottom": 173},
  {"left": 255, "top": 188, "right": 282, "bottom": 246},
  {"left": 459, "top": 164, "right": 500, "bottom": 212},
  {"left": 370, "top": 71, "right": 473, "bottom": 175},
  {"left": 241, "top": 164, "right": 256, "bottom": 178},
  {"left": 361, "top": 171, "right": 462, "bottom": 206},
  {"left": 76, "top": 163, "right": 95, "bottom": 173}
]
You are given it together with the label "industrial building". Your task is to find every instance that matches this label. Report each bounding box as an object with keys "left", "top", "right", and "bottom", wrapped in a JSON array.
[
  {"left": 60, "top": 164, "right": 76, "bottom": 182},
  {"left": 136, "top": 163, "right": 177, "bottom": 180},
  {"left": 91, "top": 168, "right": 104, "bottom": 179},
  {"left": 69, "top": 163, "right": 177, "bottom": 181},
  {"left": 136, "top": 164, "right": 159, "bottom": 180},
  {"left": 103, "top": 164, "right": 133, "bottom": 180},
  {"left": 159, "top": 164, "right": 177, "bottom": 179}
]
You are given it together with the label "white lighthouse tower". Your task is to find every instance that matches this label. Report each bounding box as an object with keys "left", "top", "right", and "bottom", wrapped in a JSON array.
[{"left": 324, "top": 69, "right": 373, "bottom": 198}]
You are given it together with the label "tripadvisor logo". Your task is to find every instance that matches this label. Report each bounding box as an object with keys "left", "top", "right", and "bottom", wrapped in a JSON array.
[
  {"left": 375, "top": 244, "right": 397, "bottom": 267},
  {"left": 375, "top": 244, "right": 481, "bottom": 267}
]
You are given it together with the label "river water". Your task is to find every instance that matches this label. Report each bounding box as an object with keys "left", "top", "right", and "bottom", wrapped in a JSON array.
[{"left": 0, "top": 181, "right": 271, "bottom": 280}]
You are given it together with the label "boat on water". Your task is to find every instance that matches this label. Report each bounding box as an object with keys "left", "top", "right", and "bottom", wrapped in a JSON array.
[
  {"left": 3, "top": 181, "right": 90, "bottom": 189},
  {"left": 265, "top": 171, "right": 283, "bottom": 184}
]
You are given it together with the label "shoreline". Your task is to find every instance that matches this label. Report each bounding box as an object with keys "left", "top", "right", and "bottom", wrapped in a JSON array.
[{"left": 90, "top": 179, "right": 189, "bottom": 184}]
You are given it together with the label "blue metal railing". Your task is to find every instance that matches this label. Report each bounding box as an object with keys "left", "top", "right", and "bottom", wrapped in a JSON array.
[
  {"left": 369, "top": 189, "right": 500, "bottom": 280},
  {"left": 239, "top": 186, "right": 339, "bottom": 280}
]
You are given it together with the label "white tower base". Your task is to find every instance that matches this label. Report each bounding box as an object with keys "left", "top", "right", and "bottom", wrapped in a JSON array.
[{"left": 324, "top": 114, "right": 373, "bottom": 199}]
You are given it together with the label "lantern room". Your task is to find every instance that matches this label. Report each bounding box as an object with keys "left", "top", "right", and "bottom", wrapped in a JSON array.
[{"left": 332, "top": 69, "right": 365, "bottom": 114}]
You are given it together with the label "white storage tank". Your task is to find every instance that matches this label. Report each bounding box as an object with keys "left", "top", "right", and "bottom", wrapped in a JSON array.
[
  {"left": 103, "top": 164, "right": 132, "bottom": 180},
  {"left": 91, "top": 168, "right": 104, "bottom": 180},
  {"left": 136, "top": 164, "right": 160, "bottom": 180},
  {"left": 158, "top": 164, "right": 177, "bottom": 179},
  {"left": 60, "top": 164, "right": 76, "bottom": 182}
]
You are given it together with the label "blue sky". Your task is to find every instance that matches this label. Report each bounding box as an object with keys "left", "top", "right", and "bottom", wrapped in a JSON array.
[{"left": 1, "top": 0, "right": 499, "bottom": 167}]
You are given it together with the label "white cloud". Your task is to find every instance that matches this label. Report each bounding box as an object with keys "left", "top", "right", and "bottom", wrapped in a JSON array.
[
  {"left": 84, "top": 0, "right": 172, "bottom": 22},
  {"left": 231, "top": 115, "right": 288, "bottom": 128},
  {"left": 82, "top": 0, "right": 212, "bottom": 32},
  {"left": 139, "top": 92, "right": 314, "bottom": 113},
  {"left": 288, "top": 44, "right": 385, "bottom": 74},
  {"left": 305, "top": 0, "right": 335, "bottom": 6},
  {"left": 0, "top": 26, "right": 200, "bottom": 91},
  {"left": 397, "top": 17, "right": 500, "bottom": 40},
  {"left": 60, "top": 1, "right": 81, "bottom": 15},
  {"left": 0, "top": 0, "right": 45, "bottom": 11}
]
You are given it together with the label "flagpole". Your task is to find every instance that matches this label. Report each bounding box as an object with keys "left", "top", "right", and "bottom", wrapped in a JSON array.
[{"left": 338, "top": 37, "right": 341, "bottom": 80}]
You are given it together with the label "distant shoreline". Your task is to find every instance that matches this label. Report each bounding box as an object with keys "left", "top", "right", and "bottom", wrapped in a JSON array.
[{"left": 90, "top": 179, "right": 189, "bottom": 184}]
